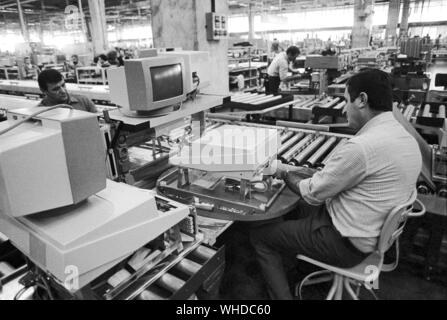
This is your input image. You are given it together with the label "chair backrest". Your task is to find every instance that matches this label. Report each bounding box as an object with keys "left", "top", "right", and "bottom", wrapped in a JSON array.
[{"left": 377, "top": 190, "right": 419, "bottom": 256}]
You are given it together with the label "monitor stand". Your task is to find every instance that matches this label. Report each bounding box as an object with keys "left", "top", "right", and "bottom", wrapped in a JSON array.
[{"left": 121, "top": 105, "right": 182, "bottom": 118}]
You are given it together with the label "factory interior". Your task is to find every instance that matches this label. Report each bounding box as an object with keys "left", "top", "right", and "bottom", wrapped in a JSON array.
[{"left": 0, "top": 0, "right": 447, "bottom": 302}]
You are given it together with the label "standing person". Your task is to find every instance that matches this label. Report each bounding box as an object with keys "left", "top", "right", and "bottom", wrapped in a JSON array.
[
  {"left": 37, "top": 69, "right": 97, "bottom": 113},
  {"left": 266, "top": 46, "right": 301, "bottom": 94},
  {"left": 270, "top": 38, "right": 283, "bottom": 59},
  {"left": 251, "top": 69, "right": 422, "bottom": 300},
  {"left": 435, "top": 35, "right": 442, "bottom": 50}
]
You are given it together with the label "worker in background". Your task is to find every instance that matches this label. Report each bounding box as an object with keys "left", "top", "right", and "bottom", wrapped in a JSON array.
[
  {"left": 67, "top": 54, "right": 83, "bottom": 72},
  {"left": 321, "top": 43, "right": 336, "bottom": 56},
  {"left": 37, "top": 69, "right": 97, "bottom": 113},
  {"left": 22, "top": 56, "right": 39, "bottom": 80},
  {"left": 251, "top": 69, "right": 422, "bottom": 300},
  {"left": 435, "top": 35, "right": 442, "bottom": 50},
  {"left": 270, "top": 39, "right": 283, "bottom": 60},
  {"left": 107, "top": 50, "right": 124, "bottom": 67},
  {"left": 96, "top": 54, "right": 111, "bottom": 68},
  {"left": 266, "top": 46, "right": 301, "bottom": 94},
  {"left": 66, "top": 54, "right": 83, "bottom": 82}
]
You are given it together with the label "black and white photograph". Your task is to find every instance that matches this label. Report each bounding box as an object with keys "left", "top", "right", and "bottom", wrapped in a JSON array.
[{"left": 0, "top": 0, "right": 446, "bottom": 304}]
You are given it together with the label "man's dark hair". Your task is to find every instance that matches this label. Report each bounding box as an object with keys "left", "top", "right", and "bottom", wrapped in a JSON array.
[
  {"left": 346, "top": 68, "right": 393, "bottom": 112},
  {"left": 38, "top": 69, "right": 63, "bottom": 91},
  {"left": 99, "top": 54, "right": 108, "bottom": 61},
  {"left": 286, "top": 46, "right": 300, "bottom": 56},
  {"left": 107, "top": 50, "right": 118, "bottom": 61}
]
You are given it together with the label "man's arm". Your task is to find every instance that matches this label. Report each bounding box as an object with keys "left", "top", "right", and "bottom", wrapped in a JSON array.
[
  {"left": 81, "top": 96, "right": 98, "bottom": 114},
  {"left": 274, "top": 163, "right": 317, "bottom": 198},
  {"left": 278, "top": 60, "right": 291, "bottom": 83},
  {"left": 284, "top": 170, "right": 315, "bottom": 197},
  {"left": 275, "top": 141, "right": 368, "bottom": 205}
]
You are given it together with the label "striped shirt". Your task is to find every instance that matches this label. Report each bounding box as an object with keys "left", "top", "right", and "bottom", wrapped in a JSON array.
[
  {"left": 299, "top": 112, "right": 422, "bottom": 253},
  {"left": 267, "top": 52, "right": 290, "bottom": 81}
]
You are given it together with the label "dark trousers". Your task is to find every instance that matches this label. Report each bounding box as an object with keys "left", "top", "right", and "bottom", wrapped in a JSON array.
[
  {"left": 250, "top": 202, "right": 369, "bottom": 300},
  {"left": 266, "top": 76, "right": 281, "bottom": 94}
]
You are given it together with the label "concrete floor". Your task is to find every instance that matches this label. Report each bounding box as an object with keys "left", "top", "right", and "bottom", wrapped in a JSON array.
[{"left": 217, "top": 222, "right": 447, "bottom": 300}]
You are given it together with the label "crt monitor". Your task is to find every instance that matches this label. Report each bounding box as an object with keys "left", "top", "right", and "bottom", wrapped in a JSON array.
[{"left": 108, "top": 56, "right": 191, "bottom": 114}]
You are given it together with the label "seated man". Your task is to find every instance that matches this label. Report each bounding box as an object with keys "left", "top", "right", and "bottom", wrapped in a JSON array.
[
  {"left": 37, "top": 69, "right": 97, "bottom": 113},
  {"left": 67, "top": 54, "right": 83, "bottom": 72},
  {"left": 251, "top": 69, "right": 422, "bottom": 300},
  {"left": 22, "top": 56, "right": 39, "bottom": 80}
]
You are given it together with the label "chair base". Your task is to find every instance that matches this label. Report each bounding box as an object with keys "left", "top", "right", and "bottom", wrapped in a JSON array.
[{"left": 296, "top": 272, "right": 380, "bottom": 300}]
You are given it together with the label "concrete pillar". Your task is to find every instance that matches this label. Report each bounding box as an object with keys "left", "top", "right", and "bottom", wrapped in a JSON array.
[
  {"left": 248, "top": 3, "right": 255, "bottom": 42},
  {"left": 400, "top": 0, "right": 410, "bottom": 38},
  {"left": 88, "top": 0, "right": 108, "bottom": 54},
  {"left": 385, "top": 0, "right": 401, "bottom": 46},
  {"left": 352, "top": 0, "right": 375, "bottom": 48},
  {"left": 151, "top": 0, "right": 229, "bottom": 95},
  {"left": 16, "top": 0, "right": 30, "bottom": 42},
  {"left": 38, "top": 0, "right": 45, "bottom": 43},
  {"left": 78, "top": 0, "right": 88, "bottom": 43}
]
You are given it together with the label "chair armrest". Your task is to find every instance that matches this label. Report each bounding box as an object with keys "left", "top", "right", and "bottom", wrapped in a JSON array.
[{"left": 408, "top": 199, "right": 426, "bottom": 218}]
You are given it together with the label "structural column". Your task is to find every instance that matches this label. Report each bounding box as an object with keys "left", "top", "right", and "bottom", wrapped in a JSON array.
[
  {"left": 151, "top": 0, "right": 229, "bottom": 95},
  {"left": 16, "top": 0, "right": 30, "bottom": 43},
  {"left": 88, "top": 0, "right": 108, "bottom": 54},
  {"left": 385, "top": 0, "right": 401, "bottom": 46},
  {"left": 248, "top": 3, "right": 255, "bottom": 42},
  {"left": 352, "top": 0, "right": 375, "bottom": 48},
  {"left": 400, "top": 0, "right": 411, "bottom": 38}
]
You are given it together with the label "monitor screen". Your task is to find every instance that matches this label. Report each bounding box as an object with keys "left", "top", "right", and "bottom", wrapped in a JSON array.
[{"left": 150, "top": 64, "right": 183, "bottom": 102}]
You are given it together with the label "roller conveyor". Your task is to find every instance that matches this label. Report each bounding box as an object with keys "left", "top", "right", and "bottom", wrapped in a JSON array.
[
  {"left": 232, "top": 93, "right": 265, "bottom": 103},
  {"left": 305, "top": 137, "right": 339, "bottom": 167},
  {"left": 289, "top": 135, "right": 327, "bottom": 166},
  {"left": 320, "top": 138, "right": 348, "bottom": 167},
  {"left": 277, "top": 131, "right": 350, "bottom": 169},
  {"left": 438, "top": 105, "right": 446, "bottom": 119},
  {"left": 403, "top": 105, "right": 415, "bottom": 121},
  {"left": 253, "top": 95, "right": 282, "bottom": 105},
  {"left": 279, "top": 134, "right": 315, "bottom": 163},
  {"left": 277, "top": 132, "right": 305, "bottom": 157},
  {"left": 280, "top": 131, "right": 295, "bottom": 144},
  {"left": 244, "top": 95, "right": 274, "bottom": 104},
  {"left": 333, "top": 101, "right": 346, "bottom": 110},
  {"left": 320, "top": 98, "right": 341, "bottom": 109},
  {"left": 422, "top": 104, "right": 431, "bottom": 118}
]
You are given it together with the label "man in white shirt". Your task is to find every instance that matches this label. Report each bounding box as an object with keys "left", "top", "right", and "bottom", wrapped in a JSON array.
[
  {"left": 251, "top": 69, "right": 422, "bottom": 300},
  {"left": 266, "top": 46, "right": 300, "bottom": 94}
]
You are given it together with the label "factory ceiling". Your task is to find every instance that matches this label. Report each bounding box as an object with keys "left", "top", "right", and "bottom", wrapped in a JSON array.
[
  {"left": 0, "top": 0, "right": 412, "bottom": 26},
  {"left": 0, "top": 0, "right": 394, "bottom": 16}
]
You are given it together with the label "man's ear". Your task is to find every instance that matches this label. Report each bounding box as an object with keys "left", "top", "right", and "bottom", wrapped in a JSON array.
[{"left": 357, "top": 92, "right": 368, "bottom": 109}]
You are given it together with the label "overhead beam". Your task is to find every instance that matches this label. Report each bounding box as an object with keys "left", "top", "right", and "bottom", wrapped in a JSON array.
[
  {"left": 0, "top": 0, "right": 40, "bottom": 9},
  {"left": 17, "top": 0, "right": 30, "bottom": 42}
]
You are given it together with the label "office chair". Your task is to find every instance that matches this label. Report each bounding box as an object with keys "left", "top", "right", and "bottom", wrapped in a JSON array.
[{"left": 295, "top": 191, "right": 426, "bottom": 300}]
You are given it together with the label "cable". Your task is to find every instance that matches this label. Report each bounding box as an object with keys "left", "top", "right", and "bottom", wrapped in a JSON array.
[
  {"left": 39, "top": 276, "right": 55, "bottom": 300},
  {"left": 14, "top": 286, "right": 31, "bottom": 300},
  {"left": 0, "top": 105, "right": 73, "bottom": 137}
]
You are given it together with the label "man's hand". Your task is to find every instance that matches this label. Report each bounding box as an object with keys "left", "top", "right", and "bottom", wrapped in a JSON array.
[
  {"left": 264, "top": 160, "right": 289, "bottom": 180},
  {"left": 264, "top": 160, "right": 318, "bottom": 180}
]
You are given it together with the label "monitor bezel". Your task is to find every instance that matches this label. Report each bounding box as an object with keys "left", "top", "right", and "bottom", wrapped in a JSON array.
[{"left": 125, "top": 56, "right": 188, "bottom": 112}]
